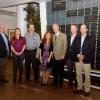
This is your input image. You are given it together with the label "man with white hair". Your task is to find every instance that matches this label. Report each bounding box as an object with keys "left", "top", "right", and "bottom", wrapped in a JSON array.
[{"left": 0, "top": 24, "right": 10, "bottom": 83}]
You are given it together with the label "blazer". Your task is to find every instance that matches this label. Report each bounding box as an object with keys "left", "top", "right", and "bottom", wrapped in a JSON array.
[
  {"left": 0, "top": 33, "right": 10, "bottom": 58},
  {"left": 74, "top": 34, "right": 95, "bottom": 63},
  {"left": 53, "top": 32, "right": 67, "bottom": 60},
  {"left": 66, "top": 34, "right": 78, "bottom": 61}
]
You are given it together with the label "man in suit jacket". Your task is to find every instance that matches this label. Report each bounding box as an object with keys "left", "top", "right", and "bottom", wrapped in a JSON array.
[
  {"left": 66, "top": 24, "right": 78, "bottom": 88},
  {"left": 74, "top": 24, "right": 94, "bottom": 97},
  {"left": 0, "top": 24, "right": 10, "bottom": 83},
  {"left": 52, "top": 23, "right": 67, "bottom": 87}
]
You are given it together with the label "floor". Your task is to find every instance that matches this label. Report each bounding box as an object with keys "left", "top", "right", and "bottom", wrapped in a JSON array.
[{"left": 0, "top": 59, "right": 99, "bottom": 100}]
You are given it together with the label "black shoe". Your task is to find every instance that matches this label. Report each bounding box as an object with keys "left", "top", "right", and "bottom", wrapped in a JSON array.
[
  {"left": 18, "top": 79, "right": 22, "bottom": 82},
  {"left": 73, "top": 89, "right": 83, "bottom": 94},
  {"left": 1, "top": 79, "right": 9, "bottom": 83},
  {"left": 26, "top": 79, "right": 31, "bottom": 82},
  {"left": 58, "top": 83, "right": 63, "bottom": 88},
  {"left": 13, "top": 79, "right": 16, "bottom": 83},
  {"left": 83, "top": 92, "right": 90, "bottom": 97}
]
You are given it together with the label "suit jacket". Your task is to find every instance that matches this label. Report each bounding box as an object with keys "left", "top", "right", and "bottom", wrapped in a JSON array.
[
  {"left": 53, "top": 32, "right": 67, "bottom": 60},
  {"left": 74, "top": 34, "right": 95, "bottom": 63},
  {"left": 0, "top": 33, "right": 10, "bottom": 58},
  {"left": 66, "top": 34, "right": 78, "bottom": 61}
]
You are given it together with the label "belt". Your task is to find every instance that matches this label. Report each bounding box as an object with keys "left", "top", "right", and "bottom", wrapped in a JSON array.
[{"left": 25, "top": 49, "right": 37, "bottom": 52}]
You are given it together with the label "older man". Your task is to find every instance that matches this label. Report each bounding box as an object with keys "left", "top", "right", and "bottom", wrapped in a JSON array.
[
  {"left": 0, "top": 24, "right": 10, "bottom": 83},
  {"left": 52, "top": 23, "right": 67, "bottom": 87}
]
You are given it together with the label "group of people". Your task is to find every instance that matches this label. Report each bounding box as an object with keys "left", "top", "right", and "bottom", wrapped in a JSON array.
[{"left": 0, "top": 23, "right": 94, "bottom": 97}]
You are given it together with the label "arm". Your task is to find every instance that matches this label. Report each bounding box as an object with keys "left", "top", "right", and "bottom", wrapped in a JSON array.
[
  {"left": 11, "top": 45, "right": 19, "bottom": 55},
  {"left": 18, "top": 45, "right": 26, "bottom": 55},
  {"left": 61, "top": 34, "right": 67, "bottom": 59},
  {"left": 39, "top": 49, "right": 42, "bottom": 63},
  {"left": 48, "top": 51, "right": 53, "bottom": 63}
]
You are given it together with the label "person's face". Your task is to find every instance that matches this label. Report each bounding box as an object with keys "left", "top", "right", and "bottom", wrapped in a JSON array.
[
  {"left": 46, "top": 32, "right": 51, "bottom": 40},
  {"left": 15, "top": 29, "right": 21, "bottom": 38},
  {"left": 28, "top": 25, "right": 35, "bottom": 33},
  {"left": 80, "top": 24, "right": 88, "bottom": 35},
  {"left": 52, "top": 24, "right": 59, "bottom": 33},
  {"left": 71, "top": 25, "right": 77, "bottom": 34},
  {"left": 0, "top": 25, "right": 5, "bottom": 33}
]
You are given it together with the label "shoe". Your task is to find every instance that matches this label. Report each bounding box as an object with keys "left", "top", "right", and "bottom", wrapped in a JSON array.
[
  {"left": 73, "top": 89, "right": 83, "bottom": 94},
  {"left": 26, "top": 79, "right": 31, "bottom": 82},
  {"left": 83, "top": 92, "right": 90, "bottom": 97},
  {"left": 18, "top": 79, "right": 22, "bottom": 82},
  {"left": 58, "top": 83, "right": 63, "bottom": 88},
  {"left": 1, "top": 79, "right": 9, "bottom": 83}
]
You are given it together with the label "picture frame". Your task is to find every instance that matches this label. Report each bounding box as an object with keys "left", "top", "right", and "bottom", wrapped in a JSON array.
[{"left": 8, "top": 29, "right": 15, "bottom": 40}]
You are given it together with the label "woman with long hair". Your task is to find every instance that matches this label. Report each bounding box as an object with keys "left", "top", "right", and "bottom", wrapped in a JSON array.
[
  {"left": 11, "top": 28, "right": 26, "bottom": 82},
  {"left": 39, "top": 32, "right": 53, "bottom": 86}
]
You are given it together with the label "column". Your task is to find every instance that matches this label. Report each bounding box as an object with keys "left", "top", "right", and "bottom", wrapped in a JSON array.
[
  {"left": 17, "top": 4, "right": 27, "bottom": 36},
  {"left": 39, "top": 2, "right": 47, "bottom": 38}
]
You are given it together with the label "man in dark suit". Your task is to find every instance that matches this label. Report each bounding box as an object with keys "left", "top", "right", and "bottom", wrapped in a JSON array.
[
  {"left": 0, "top": 24, "right": 10, "bottom": 83},
  {"left": 74, "top": 24, "right": 94, "bottom": 97},
  {"left": 66, "top": 24, "right": 78, "bottom": 88}
]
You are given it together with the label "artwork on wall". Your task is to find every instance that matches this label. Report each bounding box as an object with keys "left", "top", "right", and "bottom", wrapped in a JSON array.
[{"left": 8, "top": 29, "right": 15, "bottom": 41}]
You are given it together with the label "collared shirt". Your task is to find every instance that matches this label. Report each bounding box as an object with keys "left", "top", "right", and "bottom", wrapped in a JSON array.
[
  {"left": 25, "top": 32, "right": 40, "bottom": 50},
  {"left": 55, "top": 31, "right": 60, "bottom": 37},
  {"left": 80, "top": 33, "right": 86, "bottom": 53},
  {"left": 0, "top": 32, "right": 9, "bottom": 51},
  {"left": 70, "top": 33, "right": 77, "bottom": 46}
]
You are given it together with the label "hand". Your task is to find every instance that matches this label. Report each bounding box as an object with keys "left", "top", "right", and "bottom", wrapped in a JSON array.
[
  {"left": 47, "top": 58, "right": 50, "bottom": 63},
  {"left": 79, "top": 54, "right": 84, "bottom": 62},
  {"left": 18, "top": 51, "right": 23, "bottom": 55},
  {"left": 61, "top": 55, "right": 64, "bottom": 60},
  {"left": 14, "top": 52, "right": 19, "bottom": 56},
  {"left": 39, "top": 57, "right": 42, "bottom": 63}
]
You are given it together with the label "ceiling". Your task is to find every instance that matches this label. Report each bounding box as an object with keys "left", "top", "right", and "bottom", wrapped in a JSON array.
[
  {"left": 0, "top": 0, "right": 51, "bottom": 8},
  {"left": 0, "top": 0, "right": 39, "bottom": 8},
  {"left": 0, "top": 0, "right": 51, "bottom": 16}
]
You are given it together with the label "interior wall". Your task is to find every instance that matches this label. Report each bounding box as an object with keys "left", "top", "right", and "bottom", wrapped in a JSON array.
[{"left": 0, "top": 14, "right": 17, "bottom": 34}]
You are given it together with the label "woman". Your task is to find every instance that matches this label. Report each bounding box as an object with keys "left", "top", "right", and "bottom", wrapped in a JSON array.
[
  {"left": 11, "top": 28, "right": 26, "bottom": 82},
  {"left": 39, "top": 32, "right": 53, "bottom": 86}
]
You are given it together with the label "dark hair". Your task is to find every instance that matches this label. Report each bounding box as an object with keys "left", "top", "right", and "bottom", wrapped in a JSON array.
[
  {"left": 15, "top": 28, "right": 21, "bottom": 38},
  {"left": 28, "top": 24, "right": 34, "bottom": 28},
  {"left": 42, "top": 32, "right": 52, "bottom": 45},
  {"left": 70, "top": 24, "right": 77, "bottom": 28},
  {"left": 80, "top": 23, "right": 88, "bottom": 29}
]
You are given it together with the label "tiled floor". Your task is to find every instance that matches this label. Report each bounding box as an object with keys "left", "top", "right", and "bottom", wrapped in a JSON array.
[{"left": 0, "top": 59, "right": 99, "bottom": 100}]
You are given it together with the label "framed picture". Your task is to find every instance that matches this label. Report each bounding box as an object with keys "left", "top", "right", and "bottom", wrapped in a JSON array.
[{"left": 8, "top": 29, "right": 15, "bottom": 40}]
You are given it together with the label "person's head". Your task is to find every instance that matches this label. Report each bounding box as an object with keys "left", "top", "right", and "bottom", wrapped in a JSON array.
[
  {"left": 80, "top": 24, "right": 88, "bottom": 35},
  {"left": 52, "top": 23, "right": 60, "bottom": 33},
  {"left": 70, "top": 24, "right": 77, "bottom": 34},
  {"left": 43, "top": 32, "right": 52, "bottom": 44},
  {"left": 15, "top": 28, "right": 21, "bottom": 39},
  {"left": 0, "top": 24, "right": 5, "bottom": 33},
  {"left": 28, "top": 24, "right": 35, "bottom": 33}
]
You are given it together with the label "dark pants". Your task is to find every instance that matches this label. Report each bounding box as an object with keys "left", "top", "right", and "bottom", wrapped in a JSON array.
[
  {"left": 12, "top": 53, "right": 24, "bottom": 82},
  {"left": 66, "top": 59, "right": 77, "bottom": 87},
  {"left": 25, "top": 49, "right": 39, "bottom": 81},
  {"left": 0, "top": 58, "right": 7, "bottom": 80},
  {"left": 52, "top": 59, "right": 64, "bottom": 86}
]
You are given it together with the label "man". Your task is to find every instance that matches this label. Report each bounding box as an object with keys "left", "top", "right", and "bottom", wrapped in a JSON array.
[
  {"left": 25, "top": 24, "right": 40, "bottom": 81},
  {"left": 0, "top": 24, "right": 10, "bottom": 83},
  {"left": 66, "top": 24, "right": 78, "bottom": 88},
  {"left": 74, "top": 24, "right": 94, "bottom": 96},
  {"left": 52, "top": 23, "right": 67, "bottom": 87}
]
